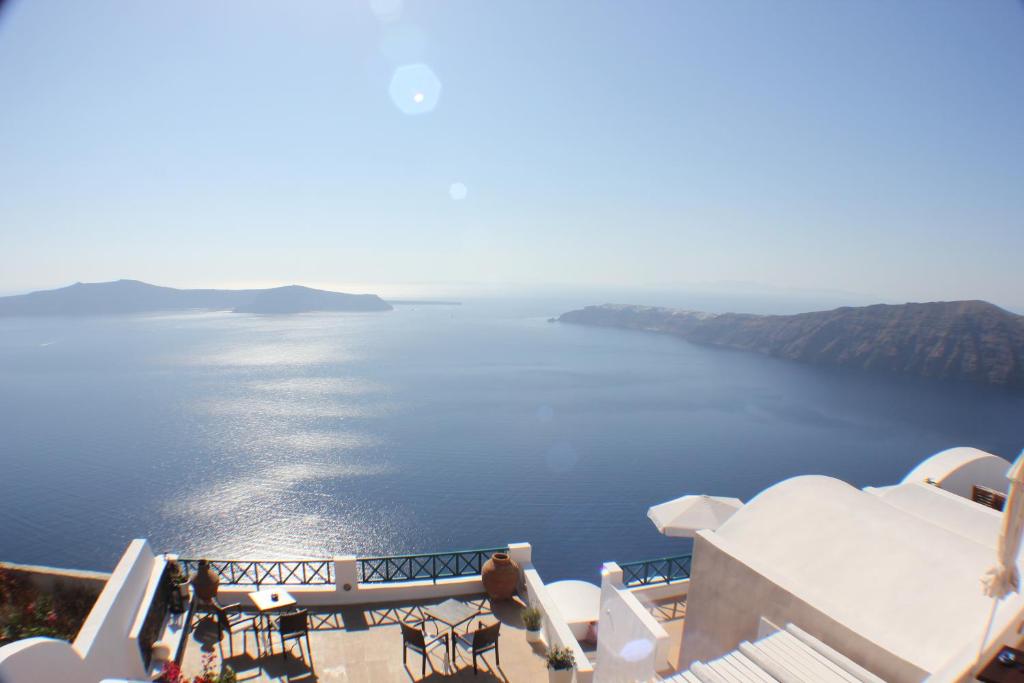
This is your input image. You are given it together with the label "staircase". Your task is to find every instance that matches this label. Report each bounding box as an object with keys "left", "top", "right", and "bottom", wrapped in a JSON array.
[{"left": 663, "top": 624, "right": 886, "bottom": 683}]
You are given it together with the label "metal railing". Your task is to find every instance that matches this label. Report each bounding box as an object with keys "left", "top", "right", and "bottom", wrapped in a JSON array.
[
  {"left": 619, "top": 554, "right": 692, "bottom": 587},
  {"left": 177, "top": 559, "right": 334, "bottom": 588},
  {"left": 358, "top": 547, "right": 508, "bottom": 584}
]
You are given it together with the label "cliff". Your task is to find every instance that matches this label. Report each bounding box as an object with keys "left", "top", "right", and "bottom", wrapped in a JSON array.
[{"left": 558, "top": 301, "right": 1024, "bottom": 387}]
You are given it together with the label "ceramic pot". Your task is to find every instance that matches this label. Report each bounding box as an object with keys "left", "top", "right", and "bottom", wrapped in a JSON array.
[
  {"left": 526, "top": 628, "right": 543, "bottom": 644},
  {"left": 191, "top": 559, "right": 220, "bottom": 602},
  {"left": 548, "top": 668, "right": 573, "bottom": 683},
  {"left": 481, "top": 552, "right": 520, "bottom": 601}
]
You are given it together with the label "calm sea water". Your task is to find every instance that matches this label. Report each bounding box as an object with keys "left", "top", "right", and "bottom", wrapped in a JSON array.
[{"left": 1, "top": 299, "right": 1022, "bottom": 581}]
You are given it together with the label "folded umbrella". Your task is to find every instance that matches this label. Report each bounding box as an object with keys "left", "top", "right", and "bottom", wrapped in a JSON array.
[{"left": 647, "top": 494, "right": 743, "bottom": 537}]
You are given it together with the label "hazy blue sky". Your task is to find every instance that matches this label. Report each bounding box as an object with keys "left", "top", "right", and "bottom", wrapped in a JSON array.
[{"left": 1, "top": 1, "right": 1022, "bottom": 305}]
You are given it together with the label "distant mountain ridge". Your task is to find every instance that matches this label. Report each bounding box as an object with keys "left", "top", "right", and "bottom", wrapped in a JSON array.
[
  {"left": 558, "top": 300, "right": 1024, "bottom": 387},
  {"left": 0, "top": 280, "right": 393, "bottom": 315}
]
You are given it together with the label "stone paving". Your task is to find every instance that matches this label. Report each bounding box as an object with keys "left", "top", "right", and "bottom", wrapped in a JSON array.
[{"left": 181, "top": 595, "right": 549, "bottom": 682}]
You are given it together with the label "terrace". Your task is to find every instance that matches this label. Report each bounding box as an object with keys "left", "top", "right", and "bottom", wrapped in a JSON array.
[
  {"left": 0, "top": 540, "right": 605, "bottom": 682},
  {"left": 180, "top": 596, "right": 547, "bottom": 681}
]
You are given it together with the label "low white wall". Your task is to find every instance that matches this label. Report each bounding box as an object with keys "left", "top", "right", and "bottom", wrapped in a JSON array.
[
  {"left": 595, "top": 563, "right": 669, "bottom": 683},
  {"left": 0, "top": 638, "right": 91, "bottom": 683},
  {"left": 628, "top": 578, "right": 689, "bottom": 604},
  {"left": 523, "top": 566, "right": 594, "bottom": 683},
  {"left": 74, "top": 539, "right": 160, "bottom": 682},
  {"left": 0, "top": 539, "right": 160, "bottom": 683}
]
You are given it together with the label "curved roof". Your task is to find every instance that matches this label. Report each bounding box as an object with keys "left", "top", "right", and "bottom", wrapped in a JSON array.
[
  {"left": 901, "top": 446, "right": 1010, "bottom": 489},
  {"left": 713, "top": 474, "right": 1005, "bottom": 672}
]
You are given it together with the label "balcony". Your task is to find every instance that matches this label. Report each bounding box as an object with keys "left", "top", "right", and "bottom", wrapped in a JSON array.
[{"left": 181, "top": 596, "right": 547, "bottom": 681}]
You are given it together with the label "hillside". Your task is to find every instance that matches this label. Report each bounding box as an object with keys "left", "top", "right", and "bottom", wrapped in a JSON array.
[
  {"left": 0, "top": 280, "right": 393, "bottom": 315},
  {"left": 558, "top": 300, "right": 1024, "bottom": 387}
]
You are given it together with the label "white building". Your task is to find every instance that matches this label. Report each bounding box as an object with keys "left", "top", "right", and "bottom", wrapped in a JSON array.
[{"left": 0, "top": 446, "right": 1019, "bottom": 683}]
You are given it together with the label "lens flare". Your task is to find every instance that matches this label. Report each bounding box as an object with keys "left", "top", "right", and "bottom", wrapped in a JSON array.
[
  {"left": 389, "top": 64, "right": 441, "bottom": 115},
  {"left": 449, "top": 182, "right": 468, "bottom": 200}
]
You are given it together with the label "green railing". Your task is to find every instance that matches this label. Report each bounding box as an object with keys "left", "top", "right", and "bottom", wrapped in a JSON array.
[
  {"left": 619, "top": 554, "right": 692, "bottom": 587},
  {"left": 358, "top": 547, "right": 508, "bottom": 584},
  {"left": 177, "top": 559, "right": 334, "bottom": 588}
]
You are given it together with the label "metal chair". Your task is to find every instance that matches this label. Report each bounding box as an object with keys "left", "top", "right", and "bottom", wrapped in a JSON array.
[
  {"left": 275, "top": 609, "right": 314, "bottom": 670},
  {"left": 453, "top": 621, "right": 501, "bottom": 675},
  {"left": 401, "top": 620, "right": 450, "bottom": 678},
  {"left": 212, "top": 599, "right": 258, "bottom": 659}
]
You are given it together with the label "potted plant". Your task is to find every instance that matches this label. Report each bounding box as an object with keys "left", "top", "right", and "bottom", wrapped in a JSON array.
[
  {"left": 546, "top": 645, "right": 576, "bottom": 683},
  {"left": 522, "top": 606, "right": 542, "bottom": 643},
  {"left": 166, "top": 561, "right": 190, "bottom": 614}
]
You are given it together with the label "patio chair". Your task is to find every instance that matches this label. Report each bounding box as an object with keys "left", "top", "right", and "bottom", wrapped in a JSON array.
[
  {"left": 275, "top": 609, "right": 314, "bottom": 671},
  {"left": 453, "top": 621, "right": 501, "bottom": 675},
  {"left": 402, "top": 620, "right": 450, "bottom": 678},
  {"left": 212, "top": 599, "right": 258, "bottom": 658}
]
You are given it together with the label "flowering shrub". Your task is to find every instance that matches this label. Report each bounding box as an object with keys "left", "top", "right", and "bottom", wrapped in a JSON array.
[
  {"left": 0, "top": 568, "right": 98, "bottom": 645},
  {"left": 158, "top": 653, "right": 236, "bottom": 683}
]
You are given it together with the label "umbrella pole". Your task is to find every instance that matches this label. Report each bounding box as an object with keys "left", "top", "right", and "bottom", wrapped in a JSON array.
[{"left": 974, "top": 597, "right": 1001, "bottom": 675}]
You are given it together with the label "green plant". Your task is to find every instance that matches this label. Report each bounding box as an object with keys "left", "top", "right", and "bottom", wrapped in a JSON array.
[
  {"left": 521, "top": 606, "right": 542, "bottom": 631},
  {"left": 167, "top": 561, "right": 189, "bottom": 586},
  {"left": 546, "top": 645, "right": 576, "bottom": 670},
  {"left": 0, "top": 568, "right": 98, "bottom": 646}
]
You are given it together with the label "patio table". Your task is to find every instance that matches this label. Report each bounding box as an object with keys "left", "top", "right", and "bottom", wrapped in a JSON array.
[
  {"left": 247, "top": 588, "right": 297, "bottom": 655},
  {"left": 423, "top": 598, "right": 481, "bottom": 661}
]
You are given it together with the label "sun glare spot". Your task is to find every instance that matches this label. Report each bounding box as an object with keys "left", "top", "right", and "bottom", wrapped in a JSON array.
[{"left": 388, "top": 64, "right": 441, "bottom": 115}]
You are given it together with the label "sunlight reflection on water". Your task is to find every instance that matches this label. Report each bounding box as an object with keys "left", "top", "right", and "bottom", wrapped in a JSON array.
[{"left": 3, "top": 306, "right": 1021, "bottom": 580}]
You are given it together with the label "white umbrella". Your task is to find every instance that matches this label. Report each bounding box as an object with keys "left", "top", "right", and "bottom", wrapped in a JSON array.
[
  {"left": 975, "top": 451, "right": 1024, "bottom": 672},
  {"left": 647, "top": 494, "right": 743, "bottom": 537},
  {"left": 982, "top": 453, "right": 1024, "bottom": 598}
]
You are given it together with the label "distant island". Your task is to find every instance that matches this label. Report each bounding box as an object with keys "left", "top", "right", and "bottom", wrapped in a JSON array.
[
  {"left": 0, "top": 280, "right": 393, "bottom": 315},
  {"left": 557, "top": 300, "right": 1024, "bottom": 387}
]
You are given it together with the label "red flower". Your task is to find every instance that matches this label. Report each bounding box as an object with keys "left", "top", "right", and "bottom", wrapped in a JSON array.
[{"left": 159, "top": 661, "right": 183, "bottom": 683}]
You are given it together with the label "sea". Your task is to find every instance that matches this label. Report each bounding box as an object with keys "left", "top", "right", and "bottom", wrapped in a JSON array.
[{"left": 1, "top": 297, "right": 1022, "bottom": 581}]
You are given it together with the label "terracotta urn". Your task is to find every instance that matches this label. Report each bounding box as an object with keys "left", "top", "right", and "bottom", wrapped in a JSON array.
[
  {"left": 191, "top": 559, "right": 220, "bottom": 602},
  {"left": 481, "top": 552, "right": 520, "bottom": 601}
]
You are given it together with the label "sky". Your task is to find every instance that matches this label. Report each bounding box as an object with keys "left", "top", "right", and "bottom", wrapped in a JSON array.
[{"left": 0, "top": 0, "right": 1022, "bottom": 306}]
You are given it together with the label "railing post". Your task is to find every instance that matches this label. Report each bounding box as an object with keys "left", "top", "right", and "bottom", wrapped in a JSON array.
[
  {"left": 334, "top": 555, "right": 358, "bottom": 598},
  {"left": 602, "top": 561, "right": 624, "bottom": 589},
  {"left": 507, "top": 542, "right": 532, "bottom": 566}
]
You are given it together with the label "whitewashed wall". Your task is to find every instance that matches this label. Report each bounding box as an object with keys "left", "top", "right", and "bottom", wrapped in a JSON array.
[
  {"left": 0, "top": 539, "right": 160, "bottom": 683},
  {"left": 594, "top": 563, "right": 668, "bottom": 683},
  {"left": 523, "top": 565, "right": 594, "bottom": 683}
]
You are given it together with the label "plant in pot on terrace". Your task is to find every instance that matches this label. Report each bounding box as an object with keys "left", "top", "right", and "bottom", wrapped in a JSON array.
[
  {"left": 165, "top": 560, "right": 190, "bottom": 614},
  {"left": 546, "top": 645, "right": 575, "bottom": 683},
  {"left": 522, "top": 606, "right": 543, "bottom": 644}
]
